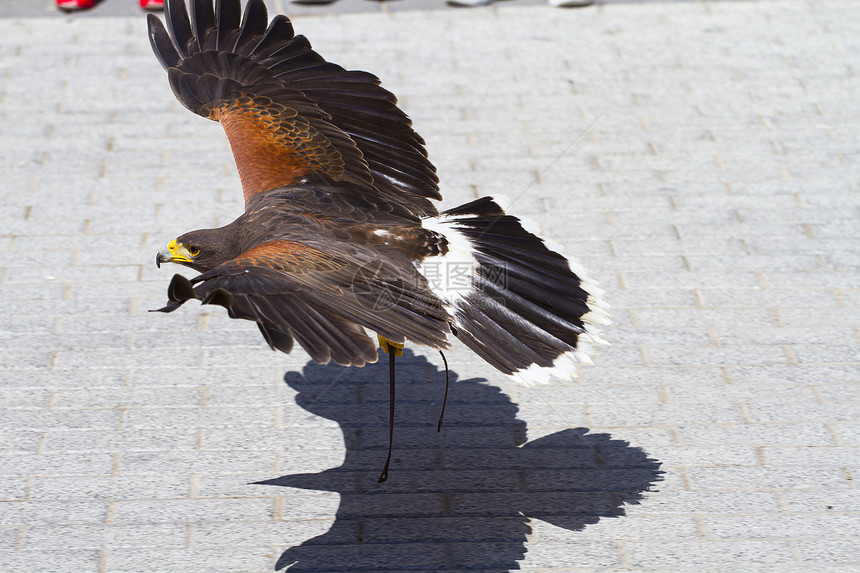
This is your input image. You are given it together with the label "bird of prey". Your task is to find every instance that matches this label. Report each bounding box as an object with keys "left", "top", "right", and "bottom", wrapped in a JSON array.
[{"left": 148, "top": 0, "right": 609, "bottom": 480}]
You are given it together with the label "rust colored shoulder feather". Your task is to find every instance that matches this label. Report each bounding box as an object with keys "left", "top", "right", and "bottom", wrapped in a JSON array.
[
  {"left": 209, "top": 94, "right": 371, "bottom": 201},
  {"left": 148, "top": 0, "right": 440, "bottom": 218},
  {"left": 228, "top": 240, "right": 348, "bottom": 274}
]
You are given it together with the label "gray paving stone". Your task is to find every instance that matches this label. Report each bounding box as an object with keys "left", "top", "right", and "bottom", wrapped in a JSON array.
[
  {"left": 0, "top": 431, "right": 42, "bottom": 454},
  {"left": 764, "top": 272, "right": 860, "bottom": 291},
  {"left": 202, "top": 384, "right": 293, "bottom": 406},
  {"left": 636, "top": 444, "right": 759, "bottom": 468},
  {"left": 518, "top": 539, "right": 623, "bottom": 568},
  {"left": 634, "top": 307, "right": 778, "bottom": 328},
  {"left": 583, "top": 364, "right": 725, "bottom": 386},
  {"left": 0, "top": 549, "right": 101, "bottom": 573},
  {"left": 3, "top": 298, "right": 132, "bottom": 319},
  {"left": 51, "top": 387, "right": 204, "bottom": 409},
  {"left": 687, "top": 466, "right": 852, "bottom": 491},
  {"left": 718, "top": 565, "right": 851, "bottom": 573},
  {"left": 744, "top": 403, "right": 860, "bottom": 424},
  {"left": 28, "top": 476, "right": 192, "bottom": 501},
  {"left": 609, "top": 288, "right": 699, "bottom": 309},
  {"left": 190, "top": 519, "right": 322, "bottom": 548},
  {"left": 0, "top": 500, "right": 109, "bottom": 526},
  {"left": 118, "top": 451, "right": 279, "bottom": 476},
  {"left": 0, "top": 410, "right": 121, "bottom": 431},
  {"left": 623, "top": 270, "right": 763, "bottom": 290},
  {"left": 624, "top": 539, "right": 796, "bottom": 568},
  {"left": 0, "top": 479, "right": 28, "bottom": 501},
  {"left": 515, "top": 383, "right": 663, "bottom": 406},
  {"left": 760, "top": 446, "right": 860, "bottom": 468},
  {"left": 588, "top": 402, "right": 745, "bottom": 427},
  {"left": 0, "top": 369, "right": 128, "bottom": 391},
  {"left": 52, "top": 348, "right": 198, "bottom": 370},
  {"left": 1, "top": 332, "right": 132, "bottom": 354},
  {"left": 610, "top": 327, "right": 712, "bottom": 346},
  {"left": 646, "top": 346, "right": 790, "bottom": 367},
  {"left": 676, "top": 423, "right": 835, "bottom": 447},
  {"left": 714, "top": 326, "right": 855, "bottom": 347},
  {"left": 0, "top": 526, "right": 20, "bottom": 548},
  {"left": 702, "top": 513, "right": 860, "bottom": 540},
  {"left": 20, "top": 523, "right": 188, "bottom": 550},
  {"left": 699, "top": 288, "right": 843, "bottom": 309},
  {"left": 779, "top": 489, "right": 860, "bottom": 513},
  {"left": 110, "top": 498, "right": 275, "bottom": 525},
  {"left": 794, "top": 538, "right": 860, "bottom": 566},
  {"left": 4, "top": 264, "right": 140, "bottom": 285},
  {"left": 832, "top": 423, "right": 860, "bottom": 445},
  {"left": 193, "top": 474, "right": 288, "bottom": 499},
  {"left": 41, "top": 428, "right": 197, "bottom": 454},
  {"left": 0, "top": 453, "right": 114, "bottom": 478},
  {"left": 727, "top": 365, "right": 859, "bottom": 386},
  {"left": 668, "top": 383, "right": 815, "bottom": 404},
  {"left": 794, "top": 345, "right": 860, "bottom": 365},
  {"left": 103, "top": 547, "right": 274, "bottom": 573},
  {"left": 0, "top": 388, "right": 52, "bottom": 408},
  {"left": 199, "top": 427, "right": 313, "bottom": 452}
]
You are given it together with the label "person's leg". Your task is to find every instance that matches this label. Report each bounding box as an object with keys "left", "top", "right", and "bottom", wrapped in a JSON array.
[
  {"left": 56, "top": 0, "right": 96, "bottom": 11},
  {"left": 548, "top": 0, "right": 595, "bottom": 6},
  {"left": 140, "top": 0, "right": 165, "bottom": 10}
]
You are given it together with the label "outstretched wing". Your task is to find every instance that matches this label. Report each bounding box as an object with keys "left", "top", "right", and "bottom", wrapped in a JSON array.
[
  {"left": 147, "top": 0, "right": 440, "bottom": 218},
  {"left": 154, "top": 240, "right": 451, "bottom": 367}
]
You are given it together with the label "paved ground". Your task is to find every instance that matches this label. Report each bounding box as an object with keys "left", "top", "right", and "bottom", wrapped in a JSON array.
[
  {"left": 1, "top": 0, "right": 741, "bottom": 18},
  {"left": 1, "top": 0, "right": 859, "bottom": 572}
]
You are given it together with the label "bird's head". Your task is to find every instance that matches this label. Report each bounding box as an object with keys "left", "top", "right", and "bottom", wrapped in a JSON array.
[{"left": 156, "top": 228, "right": 235, "bottom": 272}]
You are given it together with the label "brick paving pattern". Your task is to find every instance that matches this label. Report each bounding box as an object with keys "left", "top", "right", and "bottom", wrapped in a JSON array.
[{"left": 1, "top": 0, "right": 859, "bottom": 571}]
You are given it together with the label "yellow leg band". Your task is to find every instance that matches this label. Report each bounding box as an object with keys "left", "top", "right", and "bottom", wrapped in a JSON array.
[{"left": 377, "top": 335, "right": 404, "bottom": 357}]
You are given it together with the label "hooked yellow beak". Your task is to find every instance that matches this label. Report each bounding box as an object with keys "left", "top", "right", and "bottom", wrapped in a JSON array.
[{"left": 156, "top": 239, "right": 194, "bottom": 268}]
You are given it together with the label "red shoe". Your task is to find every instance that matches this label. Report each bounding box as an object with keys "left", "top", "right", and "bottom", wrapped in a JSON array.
[
  {"left": 56, "top": 0, "right": 96, "bottom": 10},
  {"left": 140, "top": 0, "right": 164, "bottom": 9}
]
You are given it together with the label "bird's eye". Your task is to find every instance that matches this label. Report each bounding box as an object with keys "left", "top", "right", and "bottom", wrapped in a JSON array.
[{"left": 189, "top": 246, "right": 200, "bottom": 257}]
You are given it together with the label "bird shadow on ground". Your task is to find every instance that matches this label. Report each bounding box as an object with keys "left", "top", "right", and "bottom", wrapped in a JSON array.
[{"left": 257, "top": 349, "right": 662, "bottom": 572}]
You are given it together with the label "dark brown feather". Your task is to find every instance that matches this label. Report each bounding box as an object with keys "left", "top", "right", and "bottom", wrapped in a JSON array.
[
  {"left": 231, "top": 240, "right": 348, "bottom": 274},
  {"left": 182, "top": 236, "right": 452, "bottom": 366}
]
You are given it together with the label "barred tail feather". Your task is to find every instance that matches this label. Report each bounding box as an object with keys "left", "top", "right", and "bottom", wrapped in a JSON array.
[{"left": 420, "top": 196, "right": 609, "bottom": 385}]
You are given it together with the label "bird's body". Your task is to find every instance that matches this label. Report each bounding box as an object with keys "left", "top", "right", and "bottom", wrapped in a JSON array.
[{"left": 149, "top": 0, "right": 609, "bottom": 389}]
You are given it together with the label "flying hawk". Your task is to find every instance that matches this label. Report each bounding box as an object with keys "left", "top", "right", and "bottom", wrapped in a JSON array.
[{"left": 148, "top": 0, "right": 609, "bottom": 479}]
